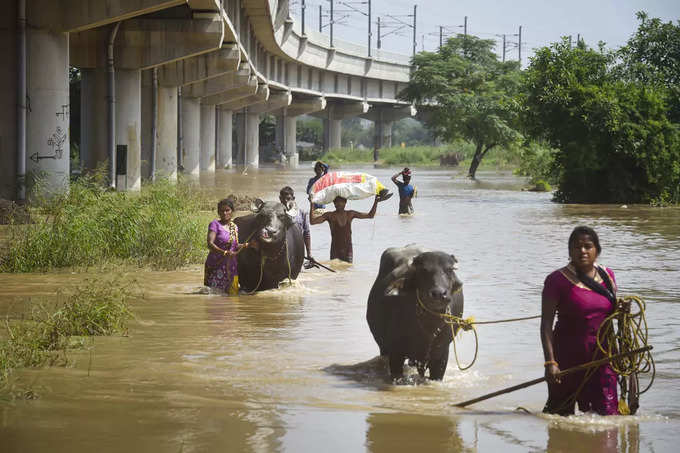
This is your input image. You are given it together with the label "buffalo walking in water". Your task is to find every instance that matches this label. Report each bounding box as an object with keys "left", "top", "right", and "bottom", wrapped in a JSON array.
[
  {"left": 235, "top": 199, "right": 304, "bottom": 292},
  {"left": 366, "top": 245, "right": 464, "bottom": 381}
]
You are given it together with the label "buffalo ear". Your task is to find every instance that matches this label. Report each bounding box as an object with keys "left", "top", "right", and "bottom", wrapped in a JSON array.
[
  {"left": 450, "top": 254, "right": 459, "bottom": 270},
  {"left": 285, "top": 200, "right": 299, "bottom": 219},
  {"left": 385, "top": 277, "right": 407, "bottom": 296},
  {"left": 251, "top": 198, "right": 265, "bottom": 213}
]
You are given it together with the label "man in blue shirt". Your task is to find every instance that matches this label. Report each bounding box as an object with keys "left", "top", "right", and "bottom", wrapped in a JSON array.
[{"left": 391, "top": 167, "right": 415, "bottom": 214}]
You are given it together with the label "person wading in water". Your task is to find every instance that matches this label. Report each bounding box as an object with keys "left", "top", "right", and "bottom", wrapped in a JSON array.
[{"left": 309, "top": 193, "right": 388, "bottom": 263}]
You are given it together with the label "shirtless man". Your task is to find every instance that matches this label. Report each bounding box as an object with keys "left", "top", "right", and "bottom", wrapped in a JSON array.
[{"left": 309, "top": 195, "right": 381, "bottom": 263}]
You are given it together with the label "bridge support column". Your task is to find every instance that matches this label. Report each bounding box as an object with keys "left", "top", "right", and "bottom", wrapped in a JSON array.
[
  {"left": 217, "top": 108, "right": 233, "bottom": 169},
  {"left": 157, "top": 85, "right": 178, "bottom": 180},
  {"left": 26, "top": 26, "right": 70, "bottom": 197},
  {"left": 200, "top": 103, "right": 215, "bottom": 172},
  {"left": 245, "top": 112, "right": 260, "bottom": 168},
  {"left": 181, "top": 96, "right": 200, "bottom": 175},
  {"left": 375, "top": 119, "right": 394, "bottom": 149},
  {"left": 114, "top": 69, "right": 142, "bottom": 191},
  {"left": 284, "top": 116, "right": 298, "bottom": 168},
  {"left": 324, "top": 119, "right": 342, "bottom": 151}
]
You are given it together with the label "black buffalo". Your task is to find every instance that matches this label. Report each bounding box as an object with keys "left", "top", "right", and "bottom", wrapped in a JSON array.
[
  {"left": 366, "top": 245, "right": 464, "bottom": 381},
  {"left": 235, "top": 199, "right": 304, "bottom": 292}
]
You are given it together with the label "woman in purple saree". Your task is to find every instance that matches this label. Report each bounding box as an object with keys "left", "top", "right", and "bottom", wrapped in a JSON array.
[
  {"left": 204, "top": 199, "right": 249, "bottom": 295},
  {"left": 540, "top": 226, "right": 621, "bottom": 416}
]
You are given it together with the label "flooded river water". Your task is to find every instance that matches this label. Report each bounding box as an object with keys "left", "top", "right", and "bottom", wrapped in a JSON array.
[{"left": 1, "top": 166, "right": 679, "bottom": 452}]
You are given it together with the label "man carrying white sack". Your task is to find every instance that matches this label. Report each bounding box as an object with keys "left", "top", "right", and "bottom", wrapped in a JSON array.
[{"left": 308, "top": 172, "right": 392, "bottom": 263}]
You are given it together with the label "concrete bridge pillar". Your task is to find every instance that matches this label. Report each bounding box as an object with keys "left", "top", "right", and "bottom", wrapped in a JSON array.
[
  {"left": 181, "top": 96, "right": 201, "bottom": 175},
  {"left": 157, "top": 85, "right": 178, "bottom": 180},
  {"left": 245, "top": 112, "right": 261, "bottom": 168},
  {"left": 375, "top": 119, "right": 394, "bottom": 149},
  {"left": 115, "top": 69, "right": 141, "bottom": 191},
  {"left": 200, "top": 103, "right": 216, "bottom": 172},
  {"left": 284, "top": 116, "right": 298, "bottom": 168},
  {"left": 26, "top": 26, "right": 70, "bottom": 197},
  {"left": 217, "top": 108, "right": 233, "bottom": 169}
]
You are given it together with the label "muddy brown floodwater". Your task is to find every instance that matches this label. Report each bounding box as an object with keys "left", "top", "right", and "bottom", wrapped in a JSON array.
[{"left": 1, "top": 166, "right": 679, "bottom": 452}]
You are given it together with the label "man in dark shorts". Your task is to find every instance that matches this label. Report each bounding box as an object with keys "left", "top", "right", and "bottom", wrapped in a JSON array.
[
  {"left": 279, "top": 186, "right": 315, "bottom": 268},
  {"left": 391, "top": 167, "right": 415, "bottom": 214},
  {"left": 309, "top": 193, "right": 387, "bottom": 263}
]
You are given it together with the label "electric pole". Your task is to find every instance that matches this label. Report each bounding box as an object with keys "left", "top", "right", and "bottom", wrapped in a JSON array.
[
  {"left": 502, "top": 34, "right": 506, "bottom": 62},
  {"left": 368, "top": 0, "right": 372, "bottom": 56},
  {"left": 377, "top": 16, "right": 381, "bottom": 49},
  {"left": 440, "top": 25, "right": 443, "bottom": 48},
  {"left": 319, "top": 5, "right": 322, "bottom": 32},
  {"left": 518, "top": 25, "right": 522, "bottom": 66},
  {"left": 301, "top": 0, "right": 306, "bottom": 35},
  {"left": 330, "top": 0, "right": 334, "bottom": 48},
  {"left": 412, "top": 4, "right": 417, "bottom": 56}
]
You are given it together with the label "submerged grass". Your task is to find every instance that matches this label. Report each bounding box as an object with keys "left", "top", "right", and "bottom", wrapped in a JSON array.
[
  {"left": 0, "top": 275, "right": 135, "bottom": 391},
  {"left": 1, "top": 173, "right": 211, "bottom": 272}
]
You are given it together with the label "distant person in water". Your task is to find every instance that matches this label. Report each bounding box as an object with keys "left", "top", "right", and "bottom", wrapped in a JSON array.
[
  {"left": 279, "top": 186, "right": 315, "bottom": 268},
  {"left": 204, "top": 198, "right": 251, "bottom": 294},
  {"left": 310, "top": 193, "right": 388, "bottom": 263},
  {"left": 391, "top": 167, "right": 415, "bottom": 214},
  {"left": 306, "top": 161, "right": 329, "bottom": 210}
]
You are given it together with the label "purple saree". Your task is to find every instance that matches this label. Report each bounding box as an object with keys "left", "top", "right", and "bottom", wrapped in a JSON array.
[{"left": 204, "top": 219, "right": 239, "bottom": 295}]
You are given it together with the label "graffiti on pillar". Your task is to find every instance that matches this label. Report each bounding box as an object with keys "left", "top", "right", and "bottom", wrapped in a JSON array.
[
  {"left": 30, "top": 126, "right": 66, "bottom": 163},
  {"left": 55, "top": 104, "right": 69, "bottom": 120}
]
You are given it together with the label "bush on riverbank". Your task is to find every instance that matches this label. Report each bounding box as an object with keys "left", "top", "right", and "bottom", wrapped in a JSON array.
[
  {"left": 0, "top": 276, "right": 134, "bottom": 391},
  {"left": 320, "top": 142, "right": 525, "bottom": 172},
  {"left": 0, "top": 174, "right": 211, "bottom": 272}
]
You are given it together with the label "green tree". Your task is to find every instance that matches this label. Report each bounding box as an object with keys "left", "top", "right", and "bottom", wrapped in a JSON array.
[
  {"left": 400, "top": 35, "right": 522, "bottom": 178},
  {"left": 521, "top": 32, "right": 680, "bottom": 203}
]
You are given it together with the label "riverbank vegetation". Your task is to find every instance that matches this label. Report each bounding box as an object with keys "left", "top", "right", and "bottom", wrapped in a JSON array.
[
  {"left": 397, "top": 11, "right": 679, "bottom": 204},
  {"left": 0, "top": 173, "right": 212, "bottom": 273},
  {"left": 0, "top": 276, "right": 134, "bottom": 393}
]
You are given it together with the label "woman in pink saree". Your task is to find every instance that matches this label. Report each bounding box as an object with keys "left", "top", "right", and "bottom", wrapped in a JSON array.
[{"left": 540, "top": 226, "right": 622, "bottom": 415}]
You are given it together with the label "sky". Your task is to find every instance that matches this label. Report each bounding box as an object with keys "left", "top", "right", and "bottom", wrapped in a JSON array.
[{"left": 289, "top": 0, "right": 679, "bottom": 67}]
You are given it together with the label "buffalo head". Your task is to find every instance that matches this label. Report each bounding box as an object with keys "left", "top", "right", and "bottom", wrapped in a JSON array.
[
  {"left": 250, "top": 199, "right": 298, "bottom": 248},
  {"left": 386, "top": 251, "right": 462, "bottom": 312}
]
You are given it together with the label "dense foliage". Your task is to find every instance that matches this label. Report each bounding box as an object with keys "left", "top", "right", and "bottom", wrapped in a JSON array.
[
  {"left": 1, "top": 174, "right": 210, "bottom": 272},
  {"left": 521, "top": 14, "right": 680, "bottom": 203},
  {"left": 400, "top": 35, "right": 522, "bottom": 179}
]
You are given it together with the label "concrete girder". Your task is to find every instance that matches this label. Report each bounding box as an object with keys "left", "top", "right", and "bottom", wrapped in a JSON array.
[
  {"left": 276, "top": 96, "right": 327, "bottom": 117},
  {"left": 316, "top": 101, "right": 370, "bottom": 120},
  {"left": 157, "top": 44, "right": 240, "bottom": 87},
  {"left": 27, "top": 0, "right": 185, "bottom": 33},
  {"left": 182, "top": 66, "right": 251, "bottom": 98},
  {"left": 247, "top": 91, "right": 292, "bottom": 115},
  {"left": 200, "top": 76, "right": 259, "bottom": 105},
  {"left": 209, "top": 83, "right": 269, "bottom": 110},
  {"left": 360, "top": 104, "right": 417, "bottom": 123},
  {"left": 70, "top": 17, "right": 224, "bottom": 70},
  {"left": 186, "top": 0, "right": 221, "bottom": 11}
]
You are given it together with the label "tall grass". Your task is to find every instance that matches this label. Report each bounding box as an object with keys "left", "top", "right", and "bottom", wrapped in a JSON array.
[
  {"left": 0, "top": 276, "right": 135, "bottom": 390},
  {"left": 1, "top": 174, "right": 211, "bottom": 272},
  {"left": 322, "top": 146, "right": 451, "bottom": 166}
]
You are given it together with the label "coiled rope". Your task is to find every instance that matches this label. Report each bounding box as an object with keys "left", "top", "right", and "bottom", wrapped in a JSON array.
[{"left": 553, "top": 295, "right": 654, "bottom": 415}]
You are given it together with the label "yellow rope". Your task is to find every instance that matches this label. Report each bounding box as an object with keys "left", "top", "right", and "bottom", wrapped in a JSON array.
[
  {"left": 553, "top": 295, "right": 654, "bottom": 415},
  {"left": 415, "top": 289, "right": 478, "bottom": 371}
]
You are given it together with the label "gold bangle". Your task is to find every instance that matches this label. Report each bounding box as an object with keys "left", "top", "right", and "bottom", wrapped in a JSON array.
[{"left": 544, "top": 360, "right": 558, "bottom": 367}]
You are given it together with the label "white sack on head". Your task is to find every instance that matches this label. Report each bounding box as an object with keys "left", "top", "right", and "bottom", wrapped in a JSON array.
[{"left": 310, "top": 172, "right": 387, "bottom": 206}]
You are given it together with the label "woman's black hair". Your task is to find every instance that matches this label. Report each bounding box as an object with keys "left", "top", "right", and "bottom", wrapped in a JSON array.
[
  {"left": 217, "top": 198, "right": 234, "bottom": 211},
  {"left": 568, "top": 225, "right": 601, "bottom": 255}
]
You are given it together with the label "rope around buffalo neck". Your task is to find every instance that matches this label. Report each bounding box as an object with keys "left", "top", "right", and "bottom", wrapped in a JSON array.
[
  {"left": 242, "top": 237, "right": 292, "bottom": 295},
  {"left": 415, "top": 288, "right": 478, "bottom": 371}
]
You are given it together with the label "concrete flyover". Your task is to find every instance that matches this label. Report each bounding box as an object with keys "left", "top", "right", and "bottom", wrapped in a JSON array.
[{"left": 1, "top": 0, "right": 414, "bottom": 201}]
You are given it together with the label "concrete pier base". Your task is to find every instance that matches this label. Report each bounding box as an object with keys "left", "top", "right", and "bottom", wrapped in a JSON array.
[
  {"left": 217, "top": 108, "right": 233, "bottom": 169},
  {"left": 115, "top": 69, "right": 141, "bottom": 191},
  {"left": 182, "top": 97, "right": 200, "bottom": 175},
  {"left": 26, "top": 27, "right": 70, "bottom": 196},
  {"left": 200, "top": 104, "right": 215, "bottom": 172},
  {"left": 375, "top": 120, "right": 394, "bottom": 149},
  {"left": 323, "top": 118, "right": 342, "bottom": 152},
  {"left": 245, "top": 113, "right": 260, "bottom": 168}
]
